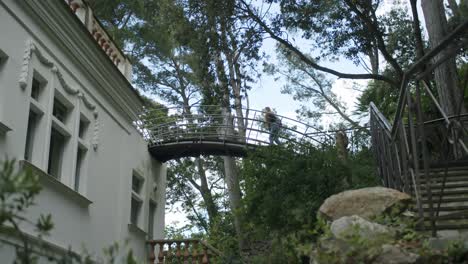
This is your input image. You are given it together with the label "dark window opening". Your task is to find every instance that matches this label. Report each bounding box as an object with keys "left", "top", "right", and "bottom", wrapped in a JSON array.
[
  {"left": 132, "top": 174, "right": 143, "bottom": 194},
  {"left": 130, "top": 198, "right": 141, "bottom": 226},
  {"left": 78, "top": 118, "right": 89, "bottom": 139},
  {"left": 74, "top": 147, "right": 86, "bottom": 191},
  {"left": 48, "top": 128, "right": 66, "bottom": 178},
  {"left": 31, "top": 78, "right": 41, "bottom": 100},
  {"left": 53, "top": 98, "right": 69, "bottom": 123},
  {"left": 0, "top": 49, "right": 8, "bottom": 66},
  {"left": 24, "top": 111, "right": 39, "bottom": 161},
  {"left": 148, "top": 202, "right": 157, "bottom": 239}
]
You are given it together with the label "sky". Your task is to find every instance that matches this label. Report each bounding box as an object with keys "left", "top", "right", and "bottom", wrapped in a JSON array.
[{"left": 165, "top": 0, "right": 427, "bottom": 229}]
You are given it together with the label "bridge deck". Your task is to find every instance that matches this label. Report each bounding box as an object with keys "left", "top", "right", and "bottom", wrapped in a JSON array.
[{"left": 148, "top": 138, "right": 257, "bottom": 162}]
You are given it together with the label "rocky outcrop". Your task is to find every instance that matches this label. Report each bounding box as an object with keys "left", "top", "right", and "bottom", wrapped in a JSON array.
[
  {"left": 330, "top": 215, "right": 393, "bottom": 240},
  {"left": 318, "top": 187, "right": 411, "bottom": 221},
  {"left": 373, "top": 244, "right": 419, "bottom": 264},
  {"left": 309, "top": 186, "right": 468, "bottom": 263}
]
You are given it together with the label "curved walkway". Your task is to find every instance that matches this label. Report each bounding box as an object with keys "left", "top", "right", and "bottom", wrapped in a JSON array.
[{"left": 137, "top": 105, "right": 331, "bottom": 161}]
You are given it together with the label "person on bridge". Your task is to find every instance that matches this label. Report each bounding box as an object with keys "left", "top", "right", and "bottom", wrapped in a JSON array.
[{"left": 264, "top": 107, "right": 281, "bottom": 145}]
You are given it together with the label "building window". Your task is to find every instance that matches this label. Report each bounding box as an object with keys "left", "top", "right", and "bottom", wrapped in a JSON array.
[
  {"left": 53, "top": 98, "right": 69, "bottom": 123},
  {"left": 132, "top": 174, "right": 143, "bottom": 193},
  {"left": 78, "top": 117, "right": 89, "bottom": 139},
  {"left": 130, "top": 172, "right": 144, "bottom": 227},
  {"left": 74, "top": 147, "right": 86, "bottom": 191},
  {"left": 130, "top": 197, "right": 142, "bottom": 226},
  {"left": 24, "top": 111, "right": 40, "bottom": 161},
  {"left": 30, "top": 72, "right": 47, "bottom": 102},
  {"left": 148, "top": 201, "right": 157, "bottom": 239},
  {"left": 31, "top": 78, "right": 41, "bottom": 100},
  {"left": 48, "top": 128, "right": 67, "bottom": 178}
]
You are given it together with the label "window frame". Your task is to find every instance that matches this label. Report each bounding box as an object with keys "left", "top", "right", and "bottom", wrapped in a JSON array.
[
  {"left": 130, "top": 169, "right": 145, "bottom": 229},
  {"left": 148, "top": 200, "right": 157, "bottom": 239},
  {"left": 24, "top": 110, "right": 41, "bottom": 162},
  {"left": 47, "top": 126, "right": 69, "bottom": 179}
]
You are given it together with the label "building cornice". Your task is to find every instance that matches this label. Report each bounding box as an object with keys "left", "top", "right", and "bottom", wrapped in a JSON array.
[{"left": 16, "top": 0, "right": 143, "bottom": 124}]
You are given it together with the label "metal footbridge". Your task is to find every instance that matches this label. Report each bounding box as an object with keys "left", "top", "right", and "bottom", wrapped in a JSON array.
[{"left": 136, "top": 105, "right": 330, "bottom": 162}]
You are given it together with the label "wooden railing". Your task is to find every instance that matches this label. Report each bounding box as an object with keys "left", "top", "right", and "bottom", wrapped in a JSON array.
[{"left": 147, "top": 239, "right": 222, "bottom": 264}]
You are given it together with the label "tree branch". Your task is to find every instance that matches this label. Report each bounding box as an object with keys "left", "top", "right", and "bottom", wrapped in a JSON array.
[
  {"left": 344, "top": 0, "right": 404, "bottom": 78},
  {"left": 239, "top": 1, "right": 399, "bottom": 88}
]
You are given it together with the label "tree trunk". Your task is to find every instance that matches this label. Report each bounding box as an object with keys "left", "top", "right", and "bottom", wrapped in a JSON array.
[
  {"left": 410, "top": 0, "right": 425, "bottom": 60},
  {"left": 335, "top": 131, "right": 352, "bottom": 187},
  {"left": 214, "top": 36, "right": 246, "bottom": 252},
  {"left": 367, "top": 43, "right": 379, "bottom": 75},
  {"left": 196, "top": 158, "right": 219, "bottom": 226},
  {"left": 223, "top": 155, "right": 245, "bottom": 249},
  {"left": 181, "top": 94, "right": 220, "bottom": 229},
  {"left": 422, "top": 0, "right": 466, "bottom": 116}
]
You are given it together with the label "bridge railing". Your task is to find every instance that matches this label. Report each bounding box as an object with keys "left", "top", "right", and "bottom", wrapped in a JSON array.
[{"left": 137, "top": 105, "right": 332, "bottom": 147}]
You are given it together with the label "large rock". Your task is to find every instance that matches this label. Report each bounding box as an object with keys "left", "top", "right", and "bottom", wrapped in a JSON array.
[
  {"left": 373, "top": 244, "right": 419, "bottom": 264},
  {"left": 330, "top": 215, "right": 393, "bottom": 240},
  {"left": 319, "top": 187, "right": 411, "bottom": 221}
]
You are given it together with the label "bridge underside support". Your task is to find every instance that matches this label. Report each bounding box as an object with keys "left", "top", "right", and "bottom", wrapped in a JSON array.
[{"left": 148, "top": 139, "right": 255, "bottom": 162}]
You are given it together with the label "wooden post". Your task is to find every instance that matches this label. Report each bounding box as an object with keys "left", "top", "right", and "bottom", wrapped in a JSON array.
[
  {"left": 202, "top": 246, "right": 209, "bottom": 264},
  {"left": 192, "top": 240, "right": 199, "bottom": 264},
  {"left": 157, "top": 242, "right": 164, "bottom": 264},
  {"left": 183, "top": 241, "right": 190, "bottom": 263},
  {"left": 148, "top": 242, "right": 156, "bottom": 264}
]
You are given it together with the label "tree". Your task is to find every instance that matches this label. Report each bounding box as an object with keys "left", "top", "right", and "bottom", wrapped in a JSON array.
[{"left": 422, "top": 0, "right": 466, "bottom": 116}]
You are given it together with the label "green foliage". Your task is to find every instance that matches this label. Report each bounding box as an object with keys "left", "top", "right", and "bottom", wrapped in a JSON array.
[
  {"left": 348, "top": 146, "right": 379, "bottom": 188},
  {"left": 241, "top": 143, "right": 348, "bottom": 237}
]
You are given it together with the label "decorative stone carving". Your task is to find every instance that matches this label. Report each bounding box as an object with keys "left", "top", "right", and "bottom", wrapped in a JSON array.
[
  {"left": 78, "top": 92, "right": 96, "bottom": 111},
  {"left": 92, "top": 111, "right": 99, "bottom": 151},
  {"left": 56, "top": 68, "right": 79, "bottom": 95},
  {"left": 18, "top": 40, "right": 34, "bottom": 89}
]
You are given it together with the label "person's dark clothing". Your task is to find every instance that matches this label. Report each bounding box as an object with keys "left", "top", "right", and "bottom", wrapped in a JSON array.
[{"left": 265, "top": 112, "right": 281, "bottom": 145}]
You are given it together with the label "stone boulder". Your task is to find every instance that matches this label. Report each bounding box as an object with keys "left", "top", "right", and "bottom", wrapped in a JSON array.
[
  {"left": 319, "top": 187, "right": 411, "bottom": 221},
  {"left": 373, "top": 244, "right": 419, "bottom": 264},
  {"left": 330, "top": 215, "right": 393, "bottom": 240}
]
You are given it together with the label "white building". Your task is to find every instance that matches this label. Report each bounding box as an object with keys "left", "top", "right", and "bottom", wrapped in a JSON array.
[{"left": 0, "top": 0, "right": 166, "bottom": 262}]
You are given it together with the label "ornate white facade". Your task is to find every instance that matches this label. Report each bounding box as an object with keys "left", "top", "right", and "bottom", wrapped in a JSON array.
[{"left": 0, "top": 0, "right": 166, "bottom": 262}]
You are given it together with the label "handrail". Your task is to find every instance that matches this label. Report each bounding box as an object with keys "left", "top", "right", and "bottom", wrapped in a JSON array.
[
  {"left": 142, "top": 105, "right": 319, "bottom": 133},
  {"left": 369, "top": 102, "right": 392, "bottom": 133},
  {"left": 138, "top": 105, "right": 331, "bottom": 148}
]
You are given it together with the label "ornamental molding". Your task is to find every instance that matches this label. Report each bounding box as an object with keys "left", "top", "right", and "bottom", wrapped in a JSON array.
[
  {"left": 54, "top": 66, "right": 79, "bottom": 95},
  {"left": 19, "top": 39, "right": 100, "bottom": 150},
  {"left": 18, "top": 40, "right": 34, "bottom": 89}
]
